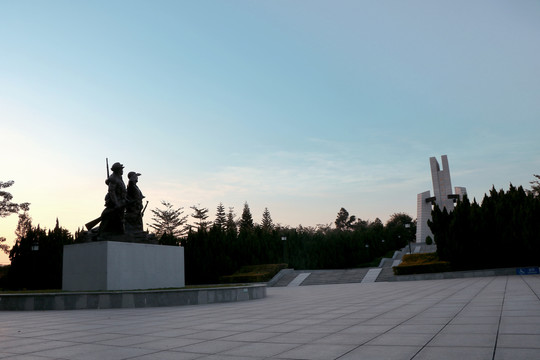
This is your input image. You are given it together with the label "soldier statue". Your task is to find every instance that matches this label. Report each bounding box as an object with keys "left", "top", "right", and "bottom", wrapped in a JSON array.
[
  {"left": 125, "top": 171, "right": 146, "bottom": 233},
  {"left": 98, "top": 162, "right": 127, "bottom": 235},
  {"left": 84, "top": 160, "right": 155, "bottom": 243}
]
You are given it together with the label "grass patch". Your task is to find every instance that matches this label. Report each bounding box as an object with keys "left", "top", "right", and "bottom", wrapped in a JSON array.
[
  {"left": 393, "top": 252, "right": 451, "bottom": 275},
  {"left": 219, "top": 263, "right": 288, "bottom": 283}
]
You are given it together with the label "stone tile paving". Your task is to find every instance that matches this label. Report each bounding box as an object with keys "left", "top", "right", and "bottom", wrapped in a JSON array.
[{"left": 0, "top": 275, "right": 539, "bottom": 359}]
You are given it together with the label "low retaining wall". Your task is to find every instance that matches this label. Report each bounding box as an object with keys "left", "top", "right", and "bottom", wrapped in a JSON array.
[
  {"left": 0, "top": 284, "right": 266, "bottom": 311},
  {"left": 390, "top": 267, "right": 537, "bottom": 282}
]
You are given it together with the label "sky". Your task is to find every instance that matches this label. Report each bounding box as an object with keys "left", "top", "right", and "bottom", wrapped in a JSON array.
[{"left": 1, "top": 0, "right": 539, "bottom": 265}]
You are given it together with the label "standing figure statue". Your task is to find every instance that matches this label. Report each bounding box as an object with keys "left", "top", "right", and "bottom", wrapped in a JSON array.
[
  {"left": 125, "top": 171, "right": 145, "bottom": 233},
  {"left": 98, "top": 162, "right": 127, "bottom": 235}
]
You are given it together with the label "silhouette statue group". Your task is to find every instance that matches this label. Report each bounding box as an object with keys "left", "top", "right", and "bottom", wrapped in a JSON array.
[{"left": 85, "top": 160, "right": 154, "bottom": 243}]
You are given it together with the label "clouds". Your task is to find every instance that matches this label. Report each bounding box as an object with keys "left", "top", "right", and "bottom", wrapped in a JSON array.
[{"left": 1, "top": 1, "right": 540, "bottom": 265}]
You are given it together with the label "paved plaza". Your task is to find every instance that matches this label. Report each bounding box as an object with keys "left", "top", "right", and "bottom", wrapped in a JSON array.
[{"left": 1, "top": 276, "right": 539, "bottom": 360}]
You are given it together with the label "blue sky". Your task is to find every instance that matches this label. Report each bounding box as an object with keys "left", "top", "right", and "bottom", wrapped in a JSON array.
[{"left": 2, "top": 0, "right": 540, "bottom": 264}]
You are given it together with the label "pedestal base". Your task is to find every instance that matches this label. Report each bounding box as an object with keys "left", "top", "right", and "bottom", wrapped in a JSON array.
[{"left": 62, "top": 241, "right": 184, "bottom": 291}]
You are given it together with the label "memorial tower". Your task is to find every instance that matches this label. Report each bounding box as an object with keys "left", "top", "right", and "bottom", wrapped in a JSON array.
[{"left": 416, "top": 155, "right": 467, "bottom": 243}]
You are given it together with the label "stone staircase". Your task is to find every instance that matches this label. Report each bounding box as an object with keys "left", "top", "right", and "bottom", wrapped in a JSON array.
[
  {"left": 302, "top": 268, "right": 371, "bottom": 286},
  {"left": 269, "top": 242, "right": 436, "bottom": 286}
]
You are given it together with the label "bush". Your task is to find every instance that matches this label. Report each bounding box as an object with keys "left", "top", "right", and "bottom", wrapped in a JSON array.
[
  {"left": 429, "top": 185, "right": 540, "bottom": 270},
  {"left": 393, "top": 252, "right": 451, "bottom": 275},
  {"left": 425, "top": 236, "right": 433, "bottom": 245},
  {"left": 219, "top": 263, "right": 288, "bottom": 283}
]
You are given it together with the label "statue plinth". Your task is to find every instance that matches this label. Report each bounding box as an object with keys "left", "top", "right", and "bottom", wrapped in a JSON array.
[
  {"left": 66, "top": 161, "right": 179, "bottom": 292},
  {"left": 62, "top": 241, "right": 185, "bottom": 291}
]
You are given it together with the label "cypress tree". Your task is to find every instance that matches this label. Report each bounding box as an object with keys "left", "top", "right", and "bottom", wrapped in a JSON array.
[
  {"left": 239, "top": 202, "right": 254, "bottom": 234},
  {"left": 261, "top": 207, "right": 273, "bottom": 232}
]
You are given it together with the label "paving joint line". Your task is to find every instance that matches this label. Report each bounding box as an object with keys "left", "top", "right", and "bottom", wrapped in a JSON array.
[
  {"left": 491, "top": 276, "right": 509, "bottom": 360},
  {"left": 335, "top": 277, "right": 489, "bottom": 359},
  {"left": 243, "top": 283, "right": 453, "bottom": 359},
  {"left": 409, "top": 276, "right": 501, "bottom": 360},
  {"left": 522, "top": 274, "right": 540, "bottom": 302}
]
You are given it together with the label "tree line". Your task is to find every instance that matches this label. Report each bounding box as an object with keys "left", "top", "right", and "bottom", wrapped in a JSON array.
[
  {"left": 429, "top": 183, "right": 540, "bottom": 270},
  {"left": 4, "top": 217, "right": 75, "bottom": 289},
  {"left": 3, "top": 174, "right": 539, "bottom": 289},
  {"left": 154, "top": 202, "right": 415, "bottom": 284},
  {"left": 0, "top": 180, "right": 414, "bottom": 288}
]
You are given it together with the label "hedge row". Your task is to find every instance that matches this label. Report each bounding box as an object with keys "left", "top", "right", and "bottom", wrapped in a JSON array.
[
  {"left": 393, "top": 253, "right": 451, "bottom": 275},
  {"left": 219, "top": 263, "right": 288, "bottom": 283}
]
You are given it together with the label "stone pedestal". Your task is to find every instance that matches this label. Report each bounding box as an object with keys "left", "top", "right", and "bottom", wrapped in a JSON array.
[{"left": 62, "top": 241, "right": 184, "bottom": 291}]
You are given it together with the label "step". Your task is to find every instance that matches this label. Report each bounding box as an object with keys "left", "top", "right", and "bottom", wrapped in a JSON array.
[
  {"left": 287, "top": 273, "right": 311, "bottom": 287},
  {"left": 361, "top": 268, "right": 382, "bottom": 283}
]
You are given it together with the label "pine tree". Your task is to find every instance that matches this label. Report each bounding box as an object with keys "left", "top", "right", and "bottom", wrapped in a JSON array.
[
  {"left": 239, "top": 202, "right": 254, "bottom": 234},
  {"left": 1, "top": 180, "right": 30, "bottom": 218},
  {"left": 190, "top": 204, "right": 211, "bottom": 231},
  {"left": 148, "top": 201, "right": 188, "bottom": 238},
  {"left": 225, "top": 207, "right": 237, "bottom": 236},
  {"left": 261, "top": 207, "right": 273, "bottom": 232},
  {"left": 214, "top": 202, "right": 227, "bottom": 230}
]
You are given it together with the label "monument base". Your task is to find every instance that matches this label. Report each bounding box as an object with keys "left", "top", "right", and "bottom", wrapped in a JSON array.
[{"left": 62, "top": 241, "right": 184, "bottom": 291}]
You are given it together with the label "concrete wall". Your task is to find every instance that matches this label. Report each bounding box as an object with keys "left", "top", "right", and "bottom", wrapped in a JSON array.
[
  {"left": 416, "top": 191, "right": 434, "bottom": 243},
  {"left": 0, "top": 284, "right": 267, "bottom": 311},
  {"left": 63, "top": 241, "right": 184, "bottom": 291}
]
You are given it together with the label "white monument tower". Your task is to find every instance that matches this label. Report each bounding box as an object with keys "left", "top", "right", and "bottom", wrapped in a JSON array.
[{"left": 416, "top": 155, "right": 467, "bottom": 243}]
